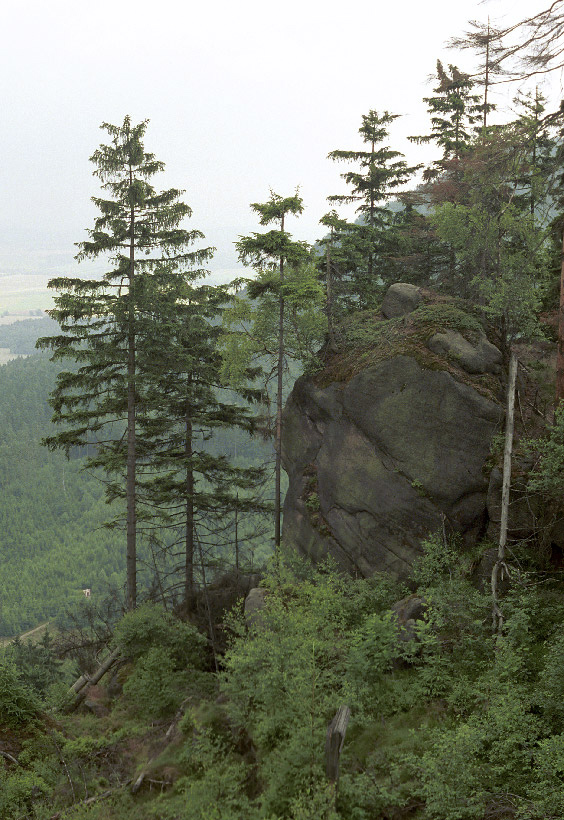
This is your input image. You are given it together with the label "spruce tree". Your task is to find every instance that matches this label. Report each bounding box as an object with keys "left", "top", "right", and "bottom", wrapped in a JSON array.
[
  {"left": 449, "top": 20, "right": 504, "bottom": 138},
  {"left": 327, "top": 110, "right": 419, "bottom": 307},
  {"left": 409, "top": 61, "right": 481, "bottom": 182},
  {"left": 134, "top": 281, "right": 266, "bottom": 610},
  {"left": 38, "top": 117, "right": 213, "bottom": 610},
  {"left": 224, "top": 191, "right": 315, "bottom": 549}
]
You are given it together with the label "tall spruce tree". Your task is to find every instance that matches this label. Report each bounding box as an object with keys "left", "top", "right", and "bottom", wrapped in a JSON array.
[
  {"left": 449, "top": 20, "right": 504, "bottom": 138},
  {"left": 134, "top": 280, "right": 266, "bottom": 610},
  {"left": 223, "top": 191, "right": 315, "bottom": 549},
  {"left": 327, "top": 110, "right": 419, "bottom": 307},
  {"left": 38, "top": 116, "right": 213, "bottom": 610}
]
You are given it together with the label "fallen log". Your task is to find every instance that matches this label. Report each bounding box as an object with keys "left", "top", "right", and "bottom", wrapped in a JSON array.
[{"left": 65, "top": 647, "right": 121, "bottom": 713}]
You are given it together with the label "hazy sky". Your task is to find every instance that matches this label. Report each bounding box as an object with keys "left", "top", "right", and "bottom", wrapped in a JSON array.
[{"left": 1, "top": 0, "right": 562, "bottom": 306}]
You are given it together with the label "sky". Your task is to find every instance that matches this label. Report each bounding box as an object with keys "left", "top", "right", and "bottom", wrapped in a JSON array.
[{"left": 1, "top": 0, "right": 562, "bottom": 310}]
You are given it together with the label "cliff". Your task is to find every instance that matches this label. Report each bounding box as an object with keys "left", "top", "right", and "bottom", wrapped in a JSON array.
[{"left": 281, "top": 284, "right": 507, "bottom": 578}]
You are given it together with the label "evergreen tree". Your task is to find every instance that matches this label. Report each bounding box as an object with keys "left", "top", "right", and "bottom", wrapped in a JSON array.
[
  {"left": 512, "top": 88, "right": 559, "bottom": 222},
  {"left": 38, "top": 116, "right": 213, "bottom": 610},
  {"left": 133, "top": 281, "right": 266, "bottom": 610},
  {"left": 327, "top": 110, "right": 419, "bottom": 307},
  {"left": 449, "top": 19, "right": 504, "bottom": 138},
  {"left": 409, "top": 60, "right": 481, "bottom": 183},
  {"left": 430, "top": 125, "right": 548, "bottom": 342},
  {"left": 223, "top": 192, "right": 316, "bottom": 548}
]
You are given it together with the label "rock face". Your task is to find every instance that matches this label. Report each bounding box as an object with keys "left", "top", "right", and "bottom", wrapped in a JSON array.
[
  {"left": 282, "top": 301, "right": 504, "bottom": 578},
  {"left": 381, "top": 283, "right": 422, "bottom": 318}
]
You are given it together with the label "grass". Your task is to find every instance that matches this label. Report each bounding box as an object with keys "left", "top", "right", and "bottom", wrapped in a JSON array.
[{"left": 0, "top": 621, "right": 51, "bottom": 648}]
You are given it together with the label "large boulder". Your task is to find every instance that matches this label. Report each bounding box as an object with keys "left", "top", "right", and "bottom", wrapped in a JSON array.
[{"left": 282, "top": 353, "right": 503, "bottom": 579}]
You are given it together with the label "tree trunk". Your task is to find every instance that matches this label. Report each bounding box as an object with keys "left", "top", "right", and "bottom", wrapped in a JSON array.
[
  {"left": 185, "top": 409, "right": 195, "bottom": 610},
  {"left": 492, "top": 350, "right": 517, "bottom": 632},
  {"left": 556, "top": 223, "right": 564, "bottom": 403},
  {"left": 326, "top": 242, "right": 336, "bottom": 350},
  {"left": 126, "top": 190, "right": 137, "bottom": 611},
  {"left": 66, "top": 647, "right": 122, "bottom": 712},
  {"left": 482, "top": 20, "right": 490, "bottom": 140},
  {"left": 275, "top": 214, "right": 285, "bottom": 549}
]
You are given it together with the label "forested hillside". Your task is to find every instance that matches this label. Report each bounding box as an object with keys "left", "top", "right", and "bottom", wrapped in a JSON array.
[
  {"left": 0, "top": 353, "right": 125, "bottom": 634},
  {"left": 0, "top": 340, "right": 273, "bottom": 636}
]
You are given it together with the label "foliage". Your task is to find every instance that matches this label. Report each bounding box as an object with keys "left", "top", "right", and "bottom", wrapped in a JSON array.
[
  {"left": 527, "top": 405, "right": 564, "bottom": 497},
  {"left": 6, "top": 630, "right": 71, "bottom": 700},
  {"left": 0, "top": 654, "right": 40, "bottom": 728},
  {"left": 113, "top": 604, "right": 208, "bottom": 719},
  {"left": 0, "top": 763, "right": 50, "bottom": 820},
  {"left": 112, "top": 602, "right": 206, "bottom": 667},
  {"left": 38, "top": 116, "right": 215, "bottom": 609},
  {"left": 325, "top": 110, "right": 420, "bottom": 309}
]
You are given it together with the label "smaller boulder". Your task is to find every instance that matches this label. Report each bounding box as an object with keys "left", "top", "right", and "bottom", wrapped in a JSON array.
[
  {"left": 391, "top": 594, "right": 427, "bottom": 643},
  {"left": 381, "top": 283, "right": 422, "bottom": 319},
  {"left": 244, "top": 588, "right": 268, "bottom": 627},
  {"left": 427, "top": 328, "right": 502, "bottom": 375}
]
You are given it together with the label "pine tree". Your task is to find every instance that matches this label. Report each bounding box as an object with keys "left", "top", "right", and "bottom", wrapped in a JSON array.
[
  {"left": 449, "top": 19, "right": 504, "bottom": 138},
  {"left": 38, "top": 116, "right": 213, "bottom": 610},
  {"left": 512, "top": 88, "right": 558, "bottom": 222},
  {"left": 327, "top": 110, "right": 419, "bottom": 307}
]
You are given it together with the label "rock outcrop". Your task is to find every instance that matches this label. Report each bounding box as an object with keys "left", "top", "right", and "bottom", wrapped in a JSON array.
[{"left": 281, "top": 286, "right": 505, "bottom": 579}]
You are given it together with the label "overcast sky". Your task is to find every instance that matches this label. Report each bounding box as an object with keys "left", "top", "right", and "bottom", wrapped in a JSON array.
[{"left": 1, "top": 0, "right": 562, "bottom": 307}]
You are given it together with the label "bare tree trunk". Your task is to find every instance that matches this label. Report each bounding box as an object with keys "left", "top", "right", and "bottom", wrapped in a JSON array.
[
  {"left": 326, "top": 242, "right": 336, "bottom": 351},
  {"left": 234, "top": 492, "right": 239, "bottom": 574},
  {"left": 557, "top": 224, "right": 564, "bottom": 403},
  {"left": 482, "top": 19, "right": 491, "bottom": 141},
  {"left": 185, "top": 409, "right": 195, "bottom": 610},
  {"left": 66, "top": 647, "right": 122, "bottom": 712},
  {"left": 126, "top": 186, "right": 137, "bottom": 611},
  {"left": 275, "top": 214, "right": 285, "bottom": 549},
  {"left": 492, "top": 351, "right": 518, "bottom": 632}
]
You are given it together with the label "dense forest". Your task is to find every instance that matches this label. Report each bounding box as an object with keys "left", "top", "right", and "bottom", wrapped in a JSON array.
[
  {"left": 0, "top": 338, "right": 274, "bottom": 636},
  {"left": 4, "top": 3, "right": 564, "bottom": 818}
]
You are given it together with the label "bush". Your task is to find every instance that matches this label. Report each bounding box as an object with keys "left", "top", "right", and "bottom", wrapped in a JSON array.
[
  {"left": 0, "top": 655, "right": 40, "bottom": 728},
  {"left": 112, "top": 603, "right": 207, "bottom": 669},
  {"left": 122, "top": 646, "right": 188, "bottom": 719}
]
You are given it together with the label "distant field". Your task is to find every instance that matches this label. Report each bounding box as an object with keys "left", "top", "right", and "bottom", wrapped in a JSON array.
[
  {"left": 0, "top": 347, "right": 26, "bottom": 365},
  {"left": 0, "top": 272, "right": 54, "bottom": 315},
  {"left": 0, "top": 621, "right": 51, "bottom": 647}
]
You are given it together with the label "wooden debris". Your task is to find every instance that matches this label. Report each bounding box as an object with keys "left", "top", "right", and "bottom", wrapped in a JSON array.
[
  {"left": 65, "top": 647, "right": 121, "bottom": 713},
  {"left": 325, "top": 704, "right": 351, "bottom": 783}
]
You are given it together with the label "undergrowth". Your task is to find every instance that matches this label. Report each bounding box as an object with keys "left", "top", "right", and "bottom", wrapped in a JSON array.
[{"left": 4, "top": 543, "right": 564, "bottom": 818}]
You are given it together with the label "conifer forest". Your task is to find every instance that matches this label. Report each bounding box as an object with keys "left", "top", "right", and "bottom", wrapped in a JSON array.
[{"left": 5, "top": 4, "right": 564, "bottom": 818}]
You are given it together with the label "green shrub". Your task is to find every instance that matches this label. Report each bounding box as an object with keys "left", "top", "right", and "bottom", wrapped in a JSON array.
[
  {"left": 0, "top": 765, "right": 49, "bottom": 820},
  {"left": 113, "top": 602, "right": 207, "bottom": 668},
  {"left": 0, "top": 655, "right": 40, "bottom": 728},
  {"left": 122, "top": 646, "right": 187, "bottom": 719}
]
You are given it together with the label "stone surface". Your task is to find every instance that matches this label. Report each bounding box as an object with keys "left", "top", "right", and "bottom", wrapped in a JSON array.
[
  {"left": 244, "top": 588, "right": 268, "bottom": 626},
  {"left": 381, "top": 283, "right": 422, "bottom": 319},
  {"left": 391, "top": 594, "right": 427, "bottom": 642},
  {"left": 427, "top": 328, "right": 502, "bottom": 375},
  {"left": 282, "top": 354, "right": 503, "bottom": 579}
]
